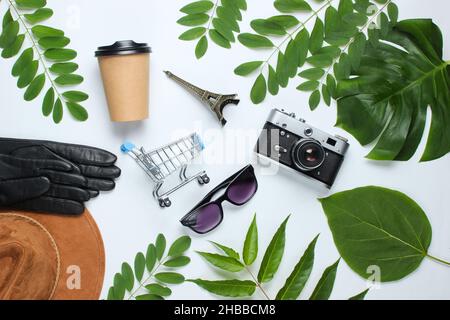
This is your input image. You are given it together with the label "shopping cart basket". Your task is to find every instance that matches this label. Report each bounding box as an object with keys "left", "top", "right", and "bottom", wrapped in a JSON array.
[{"left": 121, "top": 133, "right": 210, "bottom": 208}]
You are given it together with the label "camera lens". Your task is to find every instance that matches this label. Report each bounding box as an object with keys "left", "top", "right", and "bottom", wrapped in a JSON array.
[{"left": 292, "top": 139, "right": 325, "bottom": 171}]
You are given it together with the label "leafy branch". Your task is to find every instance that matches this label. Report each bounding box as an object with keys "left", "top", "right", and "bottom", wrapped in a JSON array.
[
  {"left": 234, "top": 0, "right": 391, "bottom": 106},
  {"left": 177, "top": 0, "right": 247, "bottom": 59},
  {"left": 107, "top": 234, "right": 191, "bottom": 300},
  {"left": 189, "top": 214, "right": 368, "bottom": 300},
  {"left": 0, "top": 0, "right": 88, "bottom": 123}
]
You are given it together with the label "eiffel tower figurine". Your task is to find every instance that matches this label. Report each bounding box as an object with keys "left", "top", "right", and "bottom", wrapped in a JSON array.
[{"left": 164, "top": 71, "right": 239, "bottom": 126}]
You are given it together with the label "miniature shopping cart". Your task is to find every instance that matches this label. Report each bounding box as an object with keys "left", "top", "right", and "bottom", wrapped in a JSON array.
[{"left": 121, "top": 133, "right": 210, "bottom": 208}]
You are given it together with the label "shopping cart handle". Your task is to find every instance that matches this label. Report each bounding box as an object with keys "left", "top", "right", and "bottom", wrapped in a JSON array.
[
  {"left": 193, "top": 134, "right": 205, "bottom": 151},
  {"left": 121, "top": 142, "right": 136, "bottom": 153}
]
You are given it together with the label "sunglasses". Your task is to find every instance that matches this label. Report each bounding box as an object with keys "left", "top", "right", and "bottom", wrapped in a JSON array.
[{"left": 180, "top": 165, "right": 258, "bottom": 234}]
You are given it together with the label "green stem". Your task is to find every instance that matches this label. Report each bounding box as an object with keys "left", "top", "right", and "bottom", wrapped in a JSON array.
[
  {"left": 427, "top": 254, "right": 450, "bottom": 266},
  {"left": 7, "top": 0, "right": 64, "bottom": 103},
  {"left": 244, "top": 266, "right": 271, "bottom": 300},
  {"left": 127, "top": 257, "right": 167, "bottom": 300},
  {"left": 260, "top": 0, "right": 335, "bottom": 73},
  {"left": 206, "top": 0, "right": 220, "bottom": 31},
  {"left": 320, "top": 0, "right": 393, "bottom": 86}
]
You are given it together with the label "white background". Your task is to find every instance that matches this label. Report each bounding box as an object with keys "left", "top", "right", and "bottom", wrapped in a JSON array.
[{"left": 0, "top": 0, "right": 449, "bottom": 300}]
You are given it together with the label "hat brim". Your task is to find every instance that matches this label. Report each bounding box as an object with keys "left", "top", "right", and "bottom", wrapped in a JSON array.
[{"left": 0, "top": 209, "right": 105, "bottom": 300}]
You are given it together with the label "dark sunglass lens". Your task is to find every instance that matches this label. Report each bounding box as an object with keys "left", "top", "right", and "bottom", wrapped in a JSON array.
[
  {"left": 227, "top": 172, "right": 257, "bottom": 205},
  {"left": 190, "top": 203, "right": 222, "bottom": 233}
]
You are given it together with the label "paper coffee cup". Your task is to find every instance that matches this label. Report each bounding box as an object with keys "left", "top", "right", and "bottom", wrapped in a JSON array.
[{"left": 95, "top": 40, "right": 151, "bottom": 122}]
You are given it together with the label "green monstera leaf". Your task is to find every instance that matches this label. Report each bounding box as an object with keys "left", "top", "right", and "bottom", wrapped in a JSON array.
[{"left": 336, "top": 19, "right": 450, "bottom": 162}]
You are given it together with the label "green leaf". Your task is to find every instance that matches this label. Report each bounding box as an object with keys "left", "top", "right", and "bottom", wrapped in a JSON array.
[
  {"left": 267, "top": 15, "right": 299, "bottom": 29},
  {"left": 268, "top": 65, "right": 279, "bottom": 95},
  {"left": 210, "top": 241, "right": 240, "bottom": 260},
  {"left": 234, "top": 61, "right": 263, "bottom": 76},
  {"left": 180, "top": 1, "right": 214, "bottom": 14},
  {"left": 164, "top": 256, "right": 191, "bottom": 268},
  {"left": 42, "top": 87, "right": 54, "bottom": 116},
  {"left": 297, "top": 80, "right": 319, "bottom": 92},
  {"left": 38, "top": 36, "right": 70, "bottom": 49},
  {"left": 250, "top": 74, "right": 267, "bottom": 104},
  {"left": 146, "top": 244, "right": 157, "bottom": 272},
  {"left": 284, "top": 39, "right": 299, "bottom": 78},
  {"left": 243, "top": 215, "right": 258, "bottom": 266},
  {"left": 221, "top": 0, "right": 243, "bottom": 21},
  {"left": 179, "top": 27, "right": 206, "bottom": 41},
  {"left": 31, "top": 25, "right": 64, "bottom": 38},
  {"left": 257, "top": 216, "right": 290, "bottom": 283},
  {"left": 294, "top": 28, "right": 309, "bottom": 67},
  {"left": 155, "top": 234, "right": 166, "bottom": 261},
  {"left": 44, "top": 48, "right": 77, "bottom": 61},
  {"left": 2, "top": 10, "right": 13, "bottom": 29},
  {"left": 276, "top": 51, "right": 289, "bottom": 87},
  {"left": 134, "top": 252, "right": 146, "bottom": 282},
  {"left": 251, "top": 19, "right": 286, "bottom": 36},
  {"left": 49, "top": 62, "right": 78, "bottom": 74},
  {"left": 24, "top": 8, "right": 53, "bottom": 24},
  {"left": 188, "top": 279, "right": 256, "bottom": 297},
  {"left": 0, "top": 21, "right": 19, "bottom": 49},
  {"left": 309, "top": 259, "right": 340, "bottom": 300},
  {"left": 388, "top": 3, "right": 399, "bottom": 24},
  {"left": 121, "top": 262, "right": 134, "bottom": 292},
  {"left": 154, "top": 272, "right": 185, "bottom": 284},
  {"left": 309, "top": 18, "right": 324, "bottom": 54},
  {"left": 322, "top": 84, "right": 331, "bottom": 106},
  {"left": 113, "top": 273, "right": 126, "bottom": 300},
  {"left": 307, "top": 54, "right": 332, "bottom": 68},
  {"left": 195, "top": 36, "right": 208, "bottom": 59},
  {"left": 107, "top": 287, "right": 116, "bottom": 300},
  {"left": 168, "top": 236, "right": 191, "bottom": 257},
  {"left": 209, "top": 29, "right": 231, "bottom": 48},
  {"left": 309, "top": 90, "right": 321, "bottom": 111},
  {"left": 349, "top": 288, "right": 370, "bottom": 300},
  {"left": 17, "top": 60, "right": 38, "bottom": 88},
  {"left": 274, "top": 0, "right": 312, "bottom": 13},
  {"left": 276, "top": 235, "right": 319, "bottom": 300},
  {"left": 62, "top": 90, "right": 88, "bottom": 102},
  {"left": 24, "top": 73, "right": 45, "bottom": 101},
  {"left": 55, "top": 74, "right": 83, "bottom": 85},
  {"left": 216, "top": 6, "right": 240, "bottom": 32},
  {"left": 52, "top": 98, "right": 63, "bottom": 124},
  {"left": 145, "top": 283, "right": 172, "bottom": 297},
  {"left": 15, "top": 0, "right": 46, "bottom": 9},
  {"left": 66, "top": 102, "right": 88, "bottom": 121},
  {"left": 212, "top": 18, "right": 235, "bottom": 43},
  {"left": 335, "top": 19, "right": 450, "bottom": 161},
  {"left": 238, "top": 33, "right": 274, "bottom": 48},
  {"left": 320, "top": 186, "right": 433, "bottom": 282},
  {"left": 136, "top": 294, "right": 164, "bottom": 300},
  {"left": 197, "top": 252, "right": 244, "bottom": 272},
  {"left": 299, "top": 68, "right": 325, "bottom": 80},
  {"left": 2, "top": 34, "right": 24, "bottom": 58},
  {"left": 177, "top": 14, "right": 209, "bottom": 27}
]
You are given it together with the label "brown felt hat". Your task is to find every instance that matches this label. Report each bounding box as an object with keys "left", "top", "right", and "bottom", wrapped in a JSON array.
[{"left": 0, "top": 209, "right": 105, "bottom": 300}]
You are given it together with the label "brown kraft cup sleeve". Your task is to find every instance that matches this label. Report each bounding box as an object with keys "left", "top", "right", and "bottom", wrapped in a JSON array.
[{"left": 98, "top": 53, "right": 150, "bottom": 122}]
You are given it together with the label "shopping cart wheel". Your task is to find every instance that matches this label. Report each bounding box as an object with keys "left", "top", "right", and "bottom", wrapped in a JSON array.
[
  {"left": 163, "top": 198, "right": 172, "bottom": 207},
  {"left": 202, "top": 175, "right": 210, "bottom": 184},
  {"left": 158, "top": 199, "right": 166, "bottom": 208}
]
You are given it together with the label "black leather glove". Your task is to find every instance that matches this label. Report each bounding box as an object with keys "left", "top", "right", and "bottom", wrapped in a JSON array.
[
  {"left": 0, "top": 138, "right": 121, "bottom": 215},
  {"left": 0, "top": 138, "right": 121, "bottom": 195},
  {"left": 0, "top": 154, "right": 90, "bottom": 214}
]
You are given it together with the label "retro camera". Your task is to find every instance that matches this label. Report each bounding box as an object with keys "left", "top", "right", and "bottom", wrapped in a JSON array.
[{"left": 255, "top": 109, "right": 349, "bottom": 188}]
